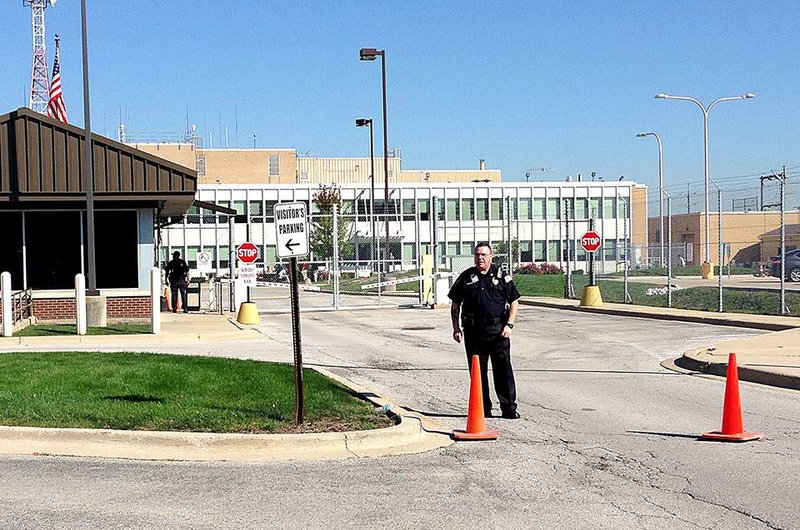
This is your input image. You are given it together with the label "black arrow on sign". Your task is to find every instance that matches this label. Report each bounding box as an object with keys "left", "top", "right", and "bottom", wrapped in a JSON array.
[{"left": 285, "top": 239, "right": 300, "bottom": 252}]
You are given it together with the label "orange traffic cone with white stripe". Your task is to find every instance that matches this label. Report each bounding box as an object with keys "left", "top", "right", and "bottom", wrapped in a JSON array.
[
  {"left": 701, "top": 352, "right": 763, "bottom": 442},
  {"left": 453, "top": 355, "right": 499, "bottom": 441}
]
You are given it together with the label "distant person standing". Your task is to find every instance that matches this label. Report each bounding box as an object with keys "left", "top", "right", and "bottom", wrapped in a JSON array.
[
  {"left": 449, "top": 242, "right": 521, "bottom": 419},
  {"left": 165, "top": 251, "right": 190, "bottom": 313}
]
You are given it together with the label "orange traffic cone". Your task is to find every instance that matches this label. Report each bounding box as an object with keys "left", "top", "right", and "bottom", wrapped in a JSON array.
[
  {"left": 701, "top": 353, "right": 763, "bottom": 442},
  {"left": 453, "top": 355, "right": 499, "bottom": 441},
  {"left": 164, "top": 286, "right": 172, "bottom": 312}
]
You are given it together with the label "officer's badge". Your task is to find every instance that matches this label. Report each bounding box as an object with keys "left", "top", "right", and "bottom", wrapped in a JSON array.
[{"left": 492, "top": 277, "right": 499, "bottom": 285}]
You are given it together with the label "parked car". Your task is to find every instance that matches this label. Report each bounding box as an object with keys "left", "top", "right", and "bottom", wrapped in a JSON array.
[{"left": 768, "top": 249, "right": 800, "bottom": 282}]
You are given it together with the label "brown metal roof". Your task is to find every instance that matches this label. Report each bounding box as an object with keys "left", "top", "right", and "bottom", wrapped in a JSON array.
[{"left": 0, "top": 107, "right": 197, "bottom": 217}]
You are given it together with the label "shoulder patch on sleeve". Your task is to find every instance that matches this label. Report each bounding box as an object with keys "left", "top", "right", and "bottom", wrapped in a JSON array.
[{"left": 504, "top": 275, "right": 513, "bottom": 283}]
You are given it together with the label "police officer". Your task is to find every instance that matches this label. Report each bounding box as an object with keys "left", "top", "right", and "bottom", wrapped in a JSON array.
[
  {"left": 165, "top": 251, "right": 190, "bottom": 313},
  {"left": 449, "top": 242, "right": 520, "bottom": 419}
]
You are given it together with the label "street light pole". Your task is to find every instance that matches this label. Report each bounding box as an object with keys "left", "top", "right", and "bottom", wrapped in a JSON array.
[
  {"left": 360, "top": 47, "right": 390, "bottom": 273},
  {"left": 655, "top": 92, "right": 754, "bottom": 277},
  {"left": 80, "top": 0, "right": 98, "bottom": 296},
  {"left": 356, "top": 118, "right": 377, "bottom": 272},
  {"left": 636, "top": 132, "right": 664, "bottom": 266}
]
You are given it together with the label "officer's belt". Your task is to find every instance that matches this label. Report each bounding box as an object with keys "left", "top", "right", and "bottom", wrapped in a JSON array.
[{"left": 462, "top": 315, "right": 504, "bottom": 325}]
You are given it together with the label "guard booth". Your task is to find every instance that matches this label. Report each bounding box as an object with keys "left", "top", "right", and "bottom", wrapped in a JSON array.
[{"left": 0, "top": 107, "right": 197, "bottom": 322}]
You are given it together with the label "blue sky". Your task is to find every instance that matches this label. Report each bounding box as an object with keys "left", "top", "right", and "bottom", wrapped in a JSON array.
[{"left": 2, "top": 1, "right": 798, "bottom": 203}]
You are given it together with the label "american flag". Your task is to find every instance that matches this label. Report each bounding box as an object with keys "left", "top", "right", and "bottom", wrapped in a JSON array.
[{"left": 47, "top": 34, "right": 68, "bottom": 123}]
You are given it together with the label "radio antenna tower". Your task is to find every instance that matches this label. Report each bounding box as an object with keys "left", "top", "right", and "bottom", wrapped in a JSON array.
[{"left": 24, "top": 0, "right": 58, "bottom": 114}]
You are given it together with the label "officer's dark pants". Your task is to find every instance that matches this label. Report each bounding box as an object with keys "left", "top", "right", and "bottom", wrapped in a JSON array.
[
  {"left": 463, "top": 325, "right": 517, "bottom": 416},
  {"left": 170, "top": 280, "right": 188, "bottom": 312}
]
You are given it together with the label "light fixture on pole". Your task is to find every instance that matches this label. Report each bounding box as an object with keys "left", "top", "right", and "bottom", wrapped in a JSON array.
[
  {"left": 636, "top": 132, "right": 664, "bottom": 266},
  {"left": 356, "top": 118, "right": 377, "bottom": 272},
  {"left": 359, "top": 47, "right": 390, "bottom": 273},
  {"left": 655, "top": 92, "right": 755, "bottom": 278}
]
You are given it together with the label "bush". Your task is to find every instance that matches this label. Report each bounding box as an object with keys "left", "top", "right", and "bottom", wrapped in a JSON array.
[{"left": 514, "top": 263, "right": 564, "bottom": 275}]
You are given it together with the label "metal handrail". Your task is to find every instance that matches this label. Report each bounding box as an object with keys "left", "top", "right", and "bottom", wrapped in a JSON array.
[{"left": 10, "top": 289, "right": 32, "bottom": 325}]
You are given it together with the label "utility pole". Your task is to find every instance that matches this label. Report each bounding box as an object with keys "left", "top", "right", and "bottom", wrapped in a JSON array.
[
  {"left": 711, "top": 179, "right": 722, "bottom": 312},
  {"left": 686, "top": 183, "right": 691, "bottom": 214},
  {"left": 666, "top": 193, "right": 673, "bottom": 308},
  {"left": 760, "top": 167, "right": 789, "bottom": 314}
]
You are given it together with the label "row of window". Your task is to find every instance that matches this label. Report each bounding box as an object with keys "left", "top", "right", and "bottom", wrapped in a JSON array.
[{"left": 184, "top": 196, "right": 630, "bottom": 225}]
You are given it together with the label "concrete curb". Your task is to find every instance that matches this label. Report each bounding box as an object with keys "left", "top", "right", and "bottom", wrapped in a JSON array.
[
  {"left": 0, "top": 367, "right": 453, "bottom": 462},
  {"left": 673, "top": 350, "right": 800, "bottom": 392},
  {"left": 0, "top": 413, "right": 448, "bottom": 462}
]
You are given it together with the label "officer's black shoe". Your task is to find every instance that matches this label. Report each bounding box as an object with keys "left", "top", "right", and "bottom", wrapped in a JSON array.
[{"left": 501, "top": 411, "right": 520, "bottom": 419}]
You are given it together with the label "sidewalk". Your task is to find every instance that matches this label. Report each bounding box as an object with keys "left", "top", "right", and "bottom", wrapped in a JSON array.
[
  {"left": 4, "top": 311, "right": 263, "bottom": 346},
  {"left": 521, "top": 296, "right": 800, "bottom": 391},
  {"left": 601, "top": 274, "right": 800, "bottom": 292}
]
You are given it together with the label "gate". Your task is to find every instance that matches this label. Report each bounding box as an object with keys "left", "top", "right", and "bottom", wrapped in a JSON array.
[{"left": 251, "top": 204, "right": 421, "bottom": 314}]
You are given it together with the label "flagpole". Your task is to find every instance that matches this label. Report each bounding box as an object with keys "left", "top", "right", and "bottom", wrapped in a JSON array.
[{"left": 81, "top": 0, "right": 98, "bottom": 296}]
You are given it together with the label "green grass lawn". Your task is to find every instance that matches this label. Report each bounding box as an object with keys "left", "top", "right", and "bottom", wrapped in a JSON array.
[
  {"left": 0, "top": 352, "right": 391, "bottom": 433},
  {"left": 514, "top": 274, "right": 800, "bottom": 316},
  {"left": 15, "top": 323, "right": 152, "bottom": 336}
]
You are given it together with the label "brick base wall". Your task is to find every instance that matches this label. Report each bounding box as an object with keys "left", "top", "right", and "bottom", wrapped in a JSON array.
[{"left": 32, "top": 296, "right": 152, "bottom": 321}]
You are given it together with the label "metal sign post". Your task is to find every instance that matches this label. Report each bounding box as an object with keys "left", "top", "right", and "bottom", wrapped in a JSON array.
[
  {"left": 288, "top": 256, "right": 304, "bottom": 425},
  {"left": 581, "top": 224, "right": 602, "bottom": 286},
  {"left": 274, "top": 202, "right": 310, "bottom": 425}
]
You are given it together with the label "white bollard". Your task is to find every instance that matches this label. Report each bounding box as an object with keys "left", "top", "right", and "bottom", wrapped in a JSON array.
[
  {"left": 1, "top": 272, "right": 12, "bottom": 338},
  {"left": 233, "top": 278, "right": 247, "bottom": 311},
  {"left": 75, "top": 274, "right": 87, "bottom": 335},
  {"left": 434, "top": 273, "right": 453, "bottom": 307},
  {"left": 151, "top": 267, "right": 161, "bottom": 334}
]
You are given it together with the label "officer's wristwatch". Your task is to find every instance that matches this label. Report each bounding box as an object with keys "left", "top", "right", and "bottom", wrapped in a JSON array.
[{"left": 506, "top": 323, "right": 514, "bottom": 329}]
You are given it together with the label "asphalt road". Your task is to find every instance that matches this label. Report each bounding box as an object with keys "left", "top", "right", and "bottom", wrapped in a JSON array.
[{"left": 2, "top": 307, "right": 799, "bottom": 529}]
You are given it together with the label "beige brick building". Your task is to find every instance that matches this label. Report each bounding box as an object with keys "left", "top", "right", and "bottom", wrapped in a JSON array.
[
  {"left": 648, "top": 211, "right": 800, "bottom": 266},
  {"left": 133, "top": 144, "right": 500, "bottom": 185}
]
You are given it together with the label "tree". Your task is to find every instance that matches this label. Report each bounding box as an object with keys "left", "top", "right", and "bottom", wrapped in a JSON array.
[
  {"left": 493, "top": 238, "right": 520, "bottom": 266},
  {"left": 309, "top": 185, "right": 353, "bottom": 260}
]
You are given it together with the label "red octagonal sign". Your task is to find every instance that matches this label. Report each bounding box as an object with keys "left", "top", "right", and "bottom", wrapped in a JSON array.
[
  {"left": 581, "top": 231, "right": 602, "bottom": 253},
  {"left": 237, "top": 241, "right": 259, "bottom": 263}
]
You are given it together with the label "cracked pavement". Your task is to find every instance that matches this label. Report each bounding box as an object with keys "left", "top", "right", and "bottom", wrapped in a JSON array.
[{"left": 2, "top": 306, "right": 799, "bottom": 529}]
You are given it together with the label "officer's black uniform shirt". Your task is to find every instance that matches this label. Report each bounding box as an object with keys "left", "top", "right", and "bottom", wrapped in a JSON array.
[
  {"left": 165, "top": 258, "right": 189, "bottom": 284},
  {"left": 448, "top": 264, "right": 521, "bottom": 325}
]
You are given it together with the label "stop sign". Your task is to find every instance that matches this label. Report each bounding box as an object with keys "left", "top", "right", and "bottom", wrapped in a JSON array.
[
  {"left": 237, "top": 241, "right": 259, "bottom": 263},
  {"left": 581, "top": 231, "right": 602, "bottom": 253}
]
